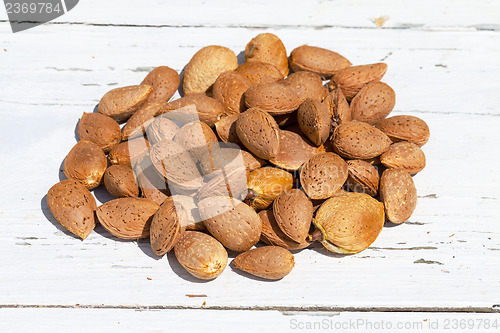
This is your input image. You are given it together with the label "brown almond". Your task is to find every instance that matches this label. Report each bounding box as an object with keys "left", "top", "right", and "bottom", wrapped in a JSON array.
[
  {"left": 330, "top": 63, "right": 388, "bottom": 100},
  {"left": 150, "top": 197, "right": 187, "bottom": 255},
  {"left": 134, "top": 155, "right": 170, "bottom": 205},
  {"left": 174, "top": 231, "right": 228, "bottom": 280},
  {"left": 245, "top": 33, "right": 289, "bottom": 76},
  {"left": 63, "top": 140, "right": 107, "bottom": 189},
  {"left": 212, "top": 71, "right": 252, "bottom": 114},
  {"left": 300, "top": 152, "right": 348, "bottom": 200},
  {"left": 141, "top": 66, "right": 179, "bottom": 103},
  {"left": 215, "top": 114, "right": 241, "bottom": 145},
  {"left": 246, "top": 167, "right": 293, "bottom": 211},
  {"left": 96, "top": 198, "right": 159, "bottom": 239},
  {"left": 103, "top": 164, "right": 139, "bottom": 198},
  {"left": 236, "top": 108, "right": 280, "bottom": 159},
  {"left": 380, "top": 141, "right": 426, "bottom": 174},
  {"left": 269, "top": 130, "right": 319, "bottom": 171},
  {"left": 244, "top": 83, "right": 302, "bottom": 115},
  {"left": 281, "top": 71, "right": 329, "bottom": 102},
  {"left": 346, "top": 160, "right": 380, "bottom": 196},
  {"left": 232, "top": 246, "right": 294, "bottom": 280},
  {"left": 322, "top": 86, "right": 351, "bottom": 125},
  {"left": 77, "top": 112, "right": 121, "bottom": 153},
  {"left": 289, "top": 45, "right": 351, "bottom": 79},
  {"left": 173, "top": 121, "right": 218, "bottom": 162},
  {"left": 235, "top": 61, "right": 284, "bottom": 85},
  {"left": 97, "top": 85, "right": 153, "bottom": 122},
  {"left": 332, "top": 121, "right": 392, "bottom": 159},
  {"left": 108, "top": 137, "right": 150, "bottom": 168},
  {"left": 259, "top": 210, "right": 311, "bottom": 250},
  {"left": 379, "top": 169, "right": 417, "bottom": 224},
  {"left": 273, "top": 189, "right": 313, "bottom": 243},
  {"left": 150, "top": 139, "right": 203, "bottom": 191},
  {"left": 182, "top": 45, "right": 238, "bottom": 95},
  {"left": 159, "top": 94, "right": 225, "bottom": 127},
  {"left": 350, "top": 81, "right": 396, "bottom": 124},
  {"left": 121, "top": 101, "right": 165, "bottom": 140},
  {"left": 198, "top": 196, "right": 262, "bottom": 252},
  {"left": 47, "top": 179, "right": 97, "bottom": 240},
  {"left": 312, "top": 192, "right": 384, "bottom": 253},
  {"left": 375, "top": 115, "right": 430, "bottom": 146},
  {"left": 297, "top": 98, "right": 332, "bottom": 146}
]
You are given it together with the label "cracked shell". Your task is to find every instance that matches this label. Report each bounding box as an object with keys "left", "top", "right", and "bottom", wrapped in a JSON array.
[
  {"left": 269, "top": 130, "right": 319, "bottom": 171},
  {"left": 232, "top": 246, "right": 294, "bottom": 280},
  {"left": 379, "top": 169, "right": 417, "bottom": 224},
  {"left": 322, "top": 86, "right": 351, "bottom": 126},
  {"left": 63, "top": 140, "right": 107, "bottom": 190}
]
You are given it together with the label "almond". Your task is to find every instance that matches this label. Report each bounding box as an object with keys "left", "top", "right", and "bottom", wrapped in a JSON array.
[
  {"left": 97, "top": 85, "right": 153, "bottom": 122},
  {"left": 141, "top": 66, "right": 179, "bottom": 103},
  {"left": 77, "top": 112, "right": 121, "bottom": 153},
  {"left": 215, "top": 114, "right": 241, "bottom": 145},
  {"left": 273, "top": 189, "right": 313, "bottom": 243},
  {"left": 297, "top": 98, "right": 332, "bottom": 146},
  {"left": 235, "top": 61, "right": 284, "bottom": 85},
  {"left": 150, "top": 197, "right": 187, "bottom": 255},
  {"left": 198, "top": 144, "right": 264, "bottom": 176},
  {"left": 289, "top": 45, "right": 351, "bottom": 79},
  {"left": 196, "top": 166, "right": 248, "bottom": 202},
  {"left": 174, "top": 231, "right": 228, "bottom": 280},
  {"left": 236, "top": 108, "right": 280, "bottom": 159},
  {"left": 380, "top": 141, "right": 426, "bottom": 174},
  {"left": 312, "top": 192, "right": 384, "bottom": 253},
  {"left": 259, "top": 210, "right": 311, "bottom": 250},
  {"left": 96, "top": 198, "right": 159, "bottom": 239},
  {"left": 375, "top": 115, "right": 430, "bottom": 146},
  {"left": 246, "top": 167, "right": 293, "bottom": 211},
  {"left": 300, "top": 152, "right": 348, "bottom": 200},
  {"left": 182, "top": 45, "right": 238, "bottom": 95},
  {"left": 173, "top": 121, "right": 218, "bottom": 162},
  {"left": 103, "top": 164, "right": 139, "bottom": 198},
  {"left": 379, "top": 169, "right": 417, "bottom": 224},
  {"left": 198, "top": 196, "right": 262, "bottom": 252},
  {"left": 330, "top": 63, "right": 387, "bottom": 100},
  {"left": 150, "top": 139, "right": 203, "bottom": 192},
  {"left": 269, "top": 130, "right": 319, "bottom": 171},
  {"left": 108, "top": 137, "right": 150, "bottom": 168},
  {"left": 322, "top": 86, "right": 351, "bottom": 125},
  {"left": 171, "top": 195, "right": 204, "bottom": 231},
  {"left": 232, "top": 246, "right": 294, "bottom": 280},
  {"left": 121, "top": 101, "right": 165, "bottom": 141},
  {"left": 212, "top": 71, "right": 252, "bottom": 114},
  {"left": 159, "top": 94, "right": 225, "bottom": 128},
  {"left": 47, "top": 179, "right": 97, "bottom": 240},
  {"left": 244, "top": 83, "right": 301, "bottom": 115},
  {"left": 245, "top": 33, "right": 289, "bottom": 76},
  {"left": 350, "top": 81, "right": 395, "bottom": 124},
  {"left": 134, "top": 155, "right": 170, "bottom": 205},
  {"left": 332, "top": 121, "right": 392, "bottom": 159},
  {"left": 281, "top": 71, "right": 329, "bottom": 102},
  {"left": 63, "top": 140, "right": 107, "bottom": 190},
  {"left": 145, "top": 115, "right": 180, "bottom": 146},
  {"left": 346, "top": 160, "right": 380, "bottom": 196}
]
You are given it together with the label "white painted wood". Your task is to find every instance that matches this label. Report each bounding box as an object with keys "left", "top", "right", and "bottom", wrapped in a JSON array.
[
  {"left": 1, "top": 308, "right": 499, "bottom": 333},
  {"left": 0, "top": 0, "right": 499, "bottom": 325}
]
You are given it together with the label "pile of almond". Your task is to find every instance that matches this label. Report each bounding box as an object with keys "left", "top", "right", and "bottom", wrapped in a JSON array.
[{"left": 47, "top": 33, "right": 430, "bottom": 280}]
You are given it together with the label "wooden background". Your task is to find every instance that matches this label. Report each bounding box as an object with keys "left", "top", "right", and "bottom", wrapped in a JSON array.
[{"left": 0, "top": 0, "right": 499, "bottom": 331}]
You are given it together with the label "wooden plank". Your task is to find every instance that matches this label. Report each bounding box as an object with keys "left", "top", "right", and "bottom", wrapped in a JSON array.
[{"left": 0, "top": 308, "right": 499, "bottom": 332}]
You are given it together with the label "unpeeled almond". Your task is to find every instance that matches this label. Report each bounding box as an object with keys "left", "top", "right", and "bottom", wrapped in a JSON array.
[
  {"left": 297, "top": 98, "right": 332, "bottom": 146},
  {"left": 212, "top": 71, "right": 251, "bottom": 114},
  {"left": 380, "top": 141, "right": 426, "bottom": 174},
  {"left": 330, "top": 63, "right": 387, "bottom": 100},
  {"left": 103, "top": 164, "right": 139, "bottom": 198},
  {"left": 375, "top": 115, "right": 430, "bottom": 147},
  {"left": 322, "top": 86, "right": 351, "bottom": 126},
  {"left": 235, "top": 61, "right": 284, "bottom": 85},
  {"left": 159, "top": 94, "right": 225, "bottom": 128},
  {"left": 141, "top": 66, "right": 179, "bottom": 103},
  {"left": 246, "top": 167, "right": 293, "bottom": 211},
  {"left": 236, "top": 108, "right": 280, "bottom": 159},
  {"left": 259, "top": 210, "right": 311, "bottom": 250},
  {"left": 269, "top": 130, "right": 319, "bottom": 171},
  {"left": 289, "top": 45, "right": 351, "bottom": 79},
  {"left": 77, "top": 112, "right": 121, "bottom": 153},
  {"left": 121, "top": 101, "right": 165, "bottom": 141},
  {"left": 63, "top": 140, "right": 107, "bottom": 189},
  {"left": 244, "top": 83, "right": 302, "bottom": 115},
  {"left": 273, "top": 189, "right": 313, "bottom": 243},
  {"left": 281, "top": 71, "right": 329, "bottom": 102},
  {"left": 97, "top": 85, "right": 153, "bottom": 122},
  {"left": 150, "top": 197, "right": 187, "bottom": 255},
  {"left": 346, "top": 160, "right": 380, "bottom": 196},
  {"left": 232, "top": 246, "right": 294, "bottom": 280},
  {"left": 379, "top": 169, "right": 417, "bottom": 224},
  {"left": 350, "top": 81, "right": 396, "bottom": 125},
  {"left": 245, "top": 33, "right": 289, "bottom": 76}
]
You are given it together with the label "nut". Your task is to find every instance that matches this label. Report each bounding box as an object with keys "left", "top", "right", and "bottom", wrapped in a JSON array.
[
  {"left": 329, "top": 63, "right": 387, "bottom": 100},
  {"left": 108, "top": 137, "right": 150, "bottom": 168},
  {"left": 245, "top": 33, "right": 289, "bottom": 76},
  {"left": 212, "top": 71, "right": 252, "bottom": 114},
  {"left": 297, "top": 98, "right": 332, "bottom": 146},
  {"left": 259, "top": 210, "right": 311, "bottom": 250},
  {"left": 236, "top": 108, "right": 281, "bottom": 159},
  {"left": 159, "top": 94, "right": 225, "bottom": 128},
  {"left": 322, "top": 86, "right": 351, "bottom": 125},
  {"left": 150, "top": 197, "right": 187, "bottom": 255},
  {"left": 273, "top": 189, "right": 314, "bottom": 243},
  {"left": 281, "top": 71, "right": 329, "bottom": 102},
  {"left": 375, "top": 115, "right": 430, "bottom": 147},
  {"left": 215, "top": 114, "right": 241, "bottom": 145},
  {"left": 235, "top": 61, "right": 284, "bottom": 85},
  {"left": 63, "top": 140, "right": 107, "bottom": 189},
  {"left": 121, "top": 101, "right": 165, "bottom": 141},
  {"left": 97, "top": 85, "right": 153, "bottom": 122},
  {"left": 232, "top": 246, "right": 294, "bottom": 280},
  {"left": 246, "top": 167, "right": 293, "bottom": 210},
  {"left": 350, "top": 81, "right": 396, "bottom": 125},
  {"left": 380, "top": 141, "right": 426, "bottom": 174},
  {"left": 77, "top": 112, "right": 121, "bottom": 153},
  {"left": 346, "top": 160, "right": 380, "bottom": 196},
  {"left": 103, "top": 164, "right": 139, "bottom": 198},
  {"left": 141, "top": 66, "right": 179, "bottom": 103},
  {"left": 332, "top": 121, "right": 392, "bottom": 159},
  {"left": 289, "top": 45, "right": 351, "bottom": 79},
  {"left": 173, "top": 121, "right": 218, "bottom": 162},
  {"left": 244, "top": 83, "right": 302, "bottom": 115},
  {"left": 379, "top": 169, "right": 417, "bottom": 224},
  {"left": 269, "top": 130, "right": 319, "bottom": 171}
]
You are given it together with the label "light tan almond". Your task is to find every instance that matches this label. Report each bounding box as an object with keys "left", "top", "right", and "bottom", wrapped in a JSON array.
[
  {"left": 47, "top": 179, "right": 97, "bottom": 240},
  {"left": 244, "top": 83, "right": 302, "bottom": 115},
  {"left": 346, "top": 160, "right": 380, "bottom": 196},
  {"left": 196, "top": 166, "right": 248, "bottom": 202},
  {"left": 245, "top": 33, "right": 289, "bottom": 76},
  {"left": 182, "top": 45, "right": 238, "bottom": 95},
  {"left": 246, "top": 167, "right": 293, "bottom": 211},
  {"left": 350, "top": 81, "right": 396, "bottom": 124},
  {"left": 236, "top": 108, "right": 280, "bottom": 159},
  {"left": 150, "top": 197, "right": 187, "bottom": 255},
  {"left": 96, "top": 198, "right": 159, "bottom": 239},
  {"left": 297, "top": 98, "right": 332, "bottom": 146},
  {"left": 273, "top": 189, "right": 313, "bottom": 243},
  {"left": 171, "top": 195, "right": 205, "bottom": 231},
  {"left": 330, "top": 63, "right": 388, "bottom": 100},
  {"left": 269, "top": 130, "right": 319, "bottom": 171},
  {"left": 108, "top": 137, "right": 150, "bottom": 168},
  {"left": 332, "top": 121, "right": 392, "bottom": 159},
  {"left": 121, "top": 101, "right": 165, "bottom": 140},
  {"left": 300, "top": 152, "right": 348, "bottom": 200},
  {"left": 375, "top": 115, "right": 430, "bottom": 146},
  {"left": 77, "top": 112, "right": 121, "bottom": 153},
  {"left": 97, "top": 85, "right": 153, "bottom": 122},
  {"left": 173, "top": 121, "right": 218, "bottom": 162},
  {"left": 141, "top": 66, "right": 179, "bottom": 103},
  {"left": 63, "top": 140, "right": 107, "bottom": 189},
  {"left": 174, "top": 231, "right": 228, "bottom": 280},
  {"left": 232, "top": 246, "right": 294, "bottom": 280},
  {"left": 159, "top": 94, "right": 225, "bottom": 127},
  {"left": 235, "top": 61, "right": 284, "bottom": 85},
  {"left": 259, "top": 210, "right": 311, "bottom": 250},
  {"left": 103, "top": 164, "right": 139, "bottom": 198},
  {"left": 281, "top": 71, "right": 329, "bottom": 102},
  {"left": 133, "top": 155, "right": 170, "bottom": 205},
  {"left": 198, "top": 196, "right": 262, "bottom": 252},
  {"left": 322, "top": 86, "right": 351, "bottom": 126},
  {"left": 379, "top": 169, "right": 417, "bottom": 224},
  {"left": 289, "top": 45, "right": 351, "bottom": 79},
  {"left": 213, "top": 71, "right": 252, "bottom": 114},
  {"left": 380, "top": 141, "right": 426, "bottom": 174}
]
